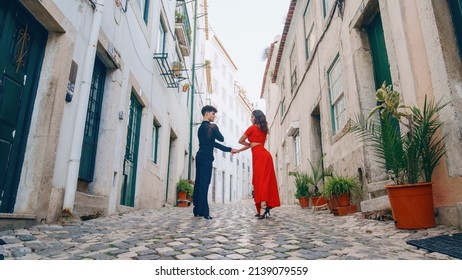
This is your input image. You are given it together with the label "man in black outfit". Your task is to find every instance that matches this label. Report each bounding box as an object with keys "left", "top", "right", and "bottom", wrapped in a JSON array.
[{"left": 193, "top": 105, "right": 235, "bottom": 219}]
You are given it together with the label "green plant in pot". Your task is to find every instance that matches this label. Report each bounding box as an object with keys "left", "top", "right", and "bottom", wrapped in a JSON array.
[
  {"left": 175, "top": 11, "right": 186, "bottom": 23},
  {"left": 171, "top": 61, "right": 184, "bottom": 77},
  {"left": 289, "top": 171, "right": 311, "bottom": 208},
  {"left": 322, "top": 175, "right": 361, "bottom": 210},
  {"left": 350, "top": 82, "right": 448, "bottom": 229},
  {"left": 177, "top": 178, "right": 193, "bottom": 203}
]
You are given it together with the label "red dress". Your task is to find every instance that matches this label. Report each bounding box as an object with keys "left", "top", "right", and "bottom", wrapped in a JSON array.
[{"left": 244, "top": 125, "right": 281, "bottom": 213}]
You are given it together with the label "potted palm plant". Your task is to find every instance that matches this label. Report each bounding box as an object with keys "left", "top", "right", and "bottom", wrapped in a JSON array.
[
  {"left": 306, "top": 154, "right": 333, "bottom": 207},
  {"left": 350, "top": 83, "right": 448, "bottom": 229},
  {"left": 289, "top": 171, "right": 311, "bottom": 208}
]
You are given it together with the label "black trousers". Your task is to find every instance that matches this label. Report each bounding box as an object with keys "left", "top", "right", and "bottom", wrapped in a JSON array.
[{"left": 193, "top": 158, "right": 213, "bottom": 217}]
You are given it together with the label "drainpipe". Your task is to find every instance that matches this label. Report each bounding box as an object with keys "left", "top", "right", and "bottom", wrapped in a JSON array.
[
  {"left": 62, "top": 0, "right": 106, "bottom": 215},
  {"left": 187, "top": 0, "right": 198, "bottom": 180}
]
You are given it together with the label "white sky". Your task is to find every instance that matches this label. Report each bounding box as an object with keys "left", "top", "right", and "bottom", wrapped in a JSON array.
[{"left": 207, "top": 0, "right": 291, "bottom": 108}]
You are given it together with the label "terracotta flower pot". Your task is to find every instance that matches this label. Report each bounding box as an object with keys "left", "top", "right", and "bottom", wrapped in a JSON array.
[
  {"left": 311, "top": 196, "right": 327, "bottom": 207},
  {"left": 298, "top": 197, "right": 310, "bottom": 208},
  {"left": 177, "top": 191, "right": 187, "bottom": 201},
  {"left": 385, "top": 182, "right": 435, "bottom": 229},
  {"left": 337, "top": 193, "right": 350, "bottom": 207},
  {"left": 327, "top": 196, "right": 340, "bottom": 212}
]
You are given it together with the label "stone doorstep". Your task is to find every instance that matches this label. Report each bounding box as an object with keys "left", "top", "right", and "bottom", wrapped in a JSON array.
[
  {"left": 366, "top": 180, "right": 394, "bottom": 195},
  {"left": 0, "top": 213, "right": 35, "bottom": 219},
  {"left": 0, "top": 213, "right": 36, "bottom": 231},
  {"left": 360, "top": 195, "right": 391, "bottom": 213}
]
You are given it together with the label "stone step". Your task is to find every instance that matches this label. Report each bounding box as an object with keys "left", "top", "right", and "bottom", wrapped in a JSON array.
[
  {"left": 360, "top": 195, "right": 391, "bottom": 213},
  {"left": 367, "top": 179, "right": 394, "bottom": 193},
  {"left": 0, "top": 213, "right": 36, "bottom": 231}
]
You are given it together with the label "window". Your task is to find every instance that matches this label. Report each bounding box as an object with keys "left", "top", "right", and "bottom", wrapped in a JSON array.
[
  {"left": 304, "top": 0, "right": 316, "bottom": 60},
  {"left": 211, "top": 79, "right": 217, "bottom": 94},
  {"left": 136, "top": 0, "right": 150, "bottom": 23},
  {"left": 305, "top": 25, "right": 316, "bottom": 60},
  {"left": 323, "top": 0, "right": 335, "bottom": 18},
  {"left": 448, "top": 0, "right": 462, "bottom": 60},
  {"left": 280, "top": 98, "right": 286, "bottom": 118},
  {"left": 222, "top": 113, "right": 226, "bottom": 128},
  {"left": 222, "top": 63, "right": 226, "bottom": 77},
  {"left": 156, "top": 20, "right": 166, "bottom": 53},
  {"left": 290, "top": 44, "right": 297, "bottom": 94},
  {"left": 151, "top": 120, "right": 161, "bottom": 164},
  {"left": 328, "top": 56, "right": 346, "bottom": 135},
  {"left": 294, "top": 132, "right": 301, "bottom": 166}
]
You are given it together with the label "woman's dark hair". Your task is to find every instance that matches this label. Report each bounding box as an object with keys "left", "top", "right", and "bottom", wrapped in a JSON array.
[{"left": 252, "top": 110, "right": 268, "bottom": 134}]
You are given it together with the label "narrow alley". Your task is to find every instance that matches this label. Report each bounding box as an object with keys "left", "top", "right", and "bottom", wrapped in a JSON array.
[{"left": 1, "top": 200, "right": 460, "bottom": 260}]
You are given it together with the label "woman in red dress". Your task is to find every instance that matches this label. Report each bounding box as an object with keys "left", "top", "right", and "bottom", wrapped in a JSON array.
[{"left": 235, "top": 110, "right": 280, "bottom": 219}]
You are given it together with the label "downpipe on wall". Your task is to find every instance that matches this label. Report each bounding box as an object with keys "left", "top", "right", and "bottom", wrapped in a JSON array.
[{"left": 62, "top": 0, "right": 106, "bottom": 216}]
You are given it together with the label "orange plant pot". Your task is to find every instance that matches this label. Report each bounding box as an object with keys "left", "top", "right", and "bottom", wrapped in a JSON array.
[
  {"left": 327, "top": 196, "right": 340, "bottom": 213},
  {"left": 311, "top": 196, "right": 327, "bottom": 207},
  {"left": 385, "top": 182, "right": 435, "bottom": 229},
  {"left": 298, "top": 197, "right": 310, "bottom": 208},
  {"left": 337, "top": 193, "right": 350, "bottom": 207},
  {"left": 177, "top": 191, "right": 187, "bottom": 201}
]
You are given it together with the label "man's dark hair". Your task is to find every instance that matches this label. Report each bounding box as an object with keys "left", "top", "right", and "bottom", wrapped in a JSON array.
[{"left": 201, "top": 105, "right": 217, "bottom": 116}]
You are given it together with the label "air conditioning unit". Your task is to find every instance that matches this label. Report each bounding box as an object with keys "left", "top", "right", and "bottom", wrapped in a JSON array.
[{"left": 286, "top": 120, "right": 299, "bottom": 137}]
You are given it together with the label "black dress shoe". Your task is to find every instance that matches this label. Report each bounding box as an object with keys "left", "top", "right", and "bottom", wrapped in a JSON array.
[
  {"left": 203, "top": 215, "right": 213, "bottom": 219},
  {"left": 0, "top": 239, "right": 5, "bottom": 245}
]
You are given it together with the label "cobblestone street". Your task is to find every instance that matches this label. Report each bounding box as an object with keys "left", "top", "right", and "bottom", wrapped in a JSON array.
[{"left": 1, "top": 199, "right": 461, "bottom": 260}]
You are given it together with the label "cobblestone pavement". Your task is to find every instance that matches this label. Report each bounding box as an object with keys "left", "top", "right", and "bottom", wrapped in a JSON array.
[{"left": 1, "top": 199, "right": 461, "bottom": 260}]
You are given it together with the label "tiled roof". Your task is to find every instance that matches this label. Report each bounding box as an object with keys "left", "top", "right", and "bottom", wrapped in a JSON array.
[{"left": 272, "top": 0, "right": 297, "bottom": 83}]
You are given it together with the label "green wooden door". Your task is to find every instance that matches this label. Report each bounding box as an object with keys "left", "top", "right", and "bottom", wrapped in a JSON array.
[
  {"left": 120, "top": 93, "right": 142, "bottom": 207},
  {"left": 367, "top": 13, "right": 399, "bottom": 170},
  {"left": 79, "top": 57, "right": 106, "bottom": 182},
  {"left": 367, "top": 13, "right": 392, "bottom": 89},
  {"left": 0, "top": 0, "right": 47, "bottom": 212}
]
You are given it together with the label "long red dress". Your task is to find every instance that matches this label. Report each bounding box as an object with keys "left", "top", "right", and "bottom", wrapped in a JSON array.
[{"left": 244, "top": 125, "right": 281, "bottom": 213}]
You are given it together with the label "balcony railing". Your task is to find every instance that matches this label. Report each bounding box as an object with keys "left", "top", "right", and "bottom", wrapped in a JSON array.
[{"left": 153, "top": 53, "right": 186, "bottom": 88}]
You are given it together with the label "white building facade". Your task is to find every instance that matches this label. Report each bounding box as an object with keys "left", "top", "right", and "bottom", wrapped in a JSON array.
[
  {"left": 0, "top": 0, "right": 207, "bottom": 227},
  {"left": 204, "top": 35, "right": 253, "bottom": 205}
]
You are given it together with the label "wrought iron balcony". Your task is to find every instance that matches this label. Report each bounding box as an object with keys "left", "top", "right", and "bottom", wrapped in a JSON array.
[{"left": 153, "top": 53, "right": 186, "bottom": 88}]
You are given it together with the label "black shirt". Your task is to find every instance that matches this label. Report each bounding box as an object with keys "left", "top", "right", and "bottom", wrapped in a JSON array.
[{"left": 196, "top": 121, "right": 231, "bottom": 160}]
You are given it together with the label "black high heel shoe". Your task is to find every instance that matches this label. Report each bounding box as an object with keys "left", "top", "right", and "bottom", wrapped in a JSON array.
[{"left": 257, "top": 207, "right": 269, "bottom": 219}]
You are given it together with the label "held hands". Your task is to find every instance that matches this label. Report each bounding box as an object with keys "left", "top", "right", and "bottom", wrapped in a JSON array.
[{"left": 231, "top": 148, "right": 239, "bottom": 155}]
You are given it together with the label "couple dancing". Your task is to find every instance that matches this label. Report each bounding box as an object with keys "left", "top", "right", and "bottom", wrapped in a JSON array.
[{"left": 193, "top": 105, "right": 280, "bottom": 220}]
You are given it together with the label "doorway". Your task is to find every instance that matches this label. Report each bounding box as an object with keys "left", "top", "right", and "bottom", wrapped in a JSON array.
[{"left": 0, "top": 0, "right": 47, "bottom": 212}]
